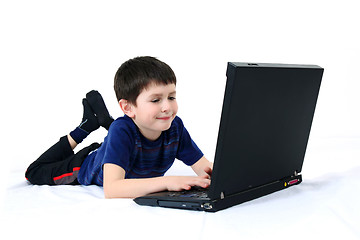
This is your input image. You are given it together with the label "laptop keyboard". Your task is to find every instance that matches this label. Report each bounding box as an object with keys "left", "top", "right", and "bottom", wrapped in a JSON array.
[{"left": 167, "top": 187, "right": 209, "bottom": 199}]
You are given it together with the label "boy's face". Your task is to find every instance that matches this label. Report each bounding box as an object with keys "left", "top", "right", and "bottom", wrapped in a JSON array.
[{"left": 129, "top": 83, "right": 178, "bottom": 140}]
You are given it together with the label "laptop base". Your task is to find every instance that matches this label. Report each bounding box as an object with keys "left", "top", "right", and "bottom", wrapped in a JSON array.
[{"left": 134, "top": 174, "right": 302, "bottom": 212}]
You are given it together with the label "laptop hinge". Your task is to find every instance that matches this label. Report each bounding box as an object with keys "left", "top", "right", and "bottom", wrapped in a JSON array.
[
  {"left": 210, "top": 174, "right": 303, "bottom": 212},
  {"left": 217, "top": 174, "right": 302, "bottom": 201}
]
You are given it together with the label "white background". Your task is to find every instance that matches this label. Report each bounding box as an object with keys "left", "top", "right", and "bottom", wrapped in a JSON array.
[{"left": 0, "top": 0, "right": 359, "bottom": 238}]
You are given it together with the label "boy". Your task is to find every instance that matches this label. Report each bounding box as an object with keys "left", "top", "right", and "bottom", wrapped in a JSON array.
[{"left": 25, "top": 56, "right": 213, "bottom": 198}]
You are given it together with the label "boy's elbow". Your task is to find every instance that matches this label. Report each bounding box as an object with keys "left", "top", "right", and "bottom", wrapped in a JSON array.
[
  {"left": 103, "top": 182, "right": 118, "bottom": 199},
  {"left": 104, "top": 189, "right": 113, "bottom": 199},
  {"left": 103, "top": 185, "right": 112, "bottom": 199},
  {"left": 104, "top": 188, "right": 123, "bottom": 199},
  {"left": 103, "top": 184, "right": 122, "bottom": 199},
  {"left": 103, "top": 180, "right": 129, "bottom": 199}
]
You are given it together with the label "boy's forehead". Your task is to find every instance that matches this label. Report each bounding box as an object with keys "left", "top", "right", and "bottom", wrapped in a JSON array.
[{"left": 141, "top": 82, "right": 176, "bottom": 95}]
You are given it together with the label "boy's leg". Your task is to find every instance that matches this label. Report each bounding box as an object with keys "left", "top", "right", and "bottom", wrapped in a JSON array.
[
  {"left": 25, "top": 90, "right": 111, "bottom": 185},
  {"left": 25, "top": 137, "right": 100, "bottom": 185},
  {"left": 51, "top": 141, "right": 100, "bottom": 185},
  {"left": 25, "top": 135, "right": 75, "bottom": 185}
]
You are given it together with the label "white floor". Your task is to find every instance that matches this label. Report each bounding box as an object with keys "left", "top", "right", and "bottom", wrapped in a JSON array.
[{"left": 1, "top": 137, "right": 359, "bottom": 240}]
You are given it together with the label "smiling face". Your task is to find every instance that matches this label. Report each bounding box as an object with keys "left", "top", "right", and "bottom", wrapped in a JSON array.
[{"left": 120, "top": 83, "right": 178, "bottom": 141}]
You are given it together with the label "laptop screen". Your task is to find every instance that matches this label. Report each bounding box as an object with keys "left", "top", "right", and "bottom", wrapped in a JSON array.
[{"left": 208, "top": 62, "right": 323, "bottom": 199}]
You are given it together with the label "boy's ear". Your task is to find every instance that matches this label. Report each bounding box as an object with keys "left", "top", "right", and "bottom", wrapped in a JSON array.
[{"left": 119, "top": 99, "right": 135, "bottom": 118}]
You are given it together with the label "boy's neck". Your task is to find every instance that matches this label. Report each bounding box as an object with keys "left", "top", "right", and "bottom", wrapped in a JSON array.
[
  {"left": 139, "top": 129, "right": 162, "bottom": 141},
  {"left": 128, "top": 116, "right": 162, "bottom": 141}
]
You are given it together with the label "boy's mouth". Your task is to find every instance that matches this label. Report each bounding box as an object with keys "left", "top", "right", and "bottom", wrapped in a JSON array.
[{"left": 156, "top": 115, "right": 173, "bottom": 121}]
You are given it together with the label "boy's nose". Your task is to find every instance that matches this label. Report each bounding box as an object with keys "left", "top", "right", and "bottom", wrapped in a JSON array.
[{"left": 161, "top": 100, "right": 170, "bottom": 112}]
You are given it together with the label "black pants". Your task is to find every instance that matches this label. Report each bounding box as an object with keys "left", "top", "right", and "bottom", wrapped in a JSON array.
[{"left": 25, "top": 136, "right": 101, "bottom": 185}]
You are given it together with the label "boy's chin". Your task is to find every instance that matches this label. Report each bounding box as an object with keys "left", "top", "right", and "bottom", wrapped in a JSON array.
[
  {"left": 156, "top": 116, "right": 175, "bottom": 130},
  {"left": 159, "top": 124, "right": 172, "bottom": 131}
]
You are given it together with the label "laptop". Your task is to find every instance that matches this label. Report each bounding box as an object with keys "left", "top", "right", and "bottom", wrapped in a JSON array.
[{"left": 134, "top": 62, "right": 324, "bottom": 212}]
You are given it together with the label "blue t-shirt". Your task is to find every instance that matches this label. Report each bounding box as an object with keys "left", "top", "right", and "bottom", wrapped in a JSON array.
[{"left": 77, "top": 115, "right": 203, "bottom": 186}]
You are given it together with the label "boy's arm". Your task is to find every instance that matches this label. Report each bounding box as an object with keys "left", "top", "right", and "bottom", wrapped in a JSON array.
[
  {"left": 103, "top": 163, "right": 210, "bottom": 199},
  {"left": 191, "top": 156, "right": 213, "bottom": 178}
]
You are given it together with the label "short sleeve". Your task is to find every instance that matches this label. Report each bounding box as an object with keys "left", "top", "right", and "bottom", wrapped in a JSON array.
[{"left": 100, "top": 120, "right": 135, "bottom": 172}]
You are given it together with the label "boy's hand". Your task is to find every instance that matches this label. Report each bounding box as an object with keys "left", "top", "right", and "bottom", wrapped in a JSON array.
[
  {"left": 203, "top": 166, "right": 212, "bottom": 179},
  {"left": 165, "top": 175, "right": 211, "bottom": 192},
  {"left": 191, "top": 156, "right": 213, "bottom": 179}
]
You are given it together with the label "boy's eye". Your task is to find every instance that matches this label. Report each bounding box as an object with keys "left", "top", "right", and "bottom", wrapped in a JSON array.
[
  {"left": 168, "top": 96, "right": 176, "bottom": 101},
  {"left": 151, "top": 99, "right": 160, "bottom": 103}
]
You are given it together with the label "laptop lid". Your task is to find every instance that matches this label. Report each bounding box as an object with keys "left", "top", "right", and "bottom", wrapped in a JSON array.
[{"left": 208, "top": 62, "right": 323, "bottom": 200}]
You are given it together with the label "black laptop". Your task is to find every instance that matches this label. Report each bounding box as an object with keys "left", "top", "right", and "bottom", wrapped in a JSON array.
[{"left": 134, "top": 62, "right": 324, "bottom": 212}]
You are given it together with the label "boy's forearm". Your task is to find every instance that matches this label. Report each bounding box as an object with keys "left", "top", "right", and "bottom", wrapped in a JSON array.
[
  {"left": 191, "top": 156, "right": 213, "bottom": 177},
  {"left": 104, "top": 177, "right": 167, "bottom": 199},
  {"left": 104, "top": 175, "right": 211, "bottom": 199}
]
